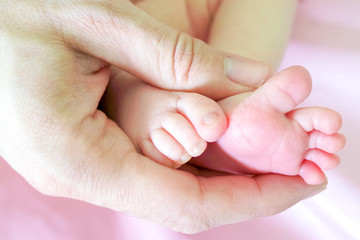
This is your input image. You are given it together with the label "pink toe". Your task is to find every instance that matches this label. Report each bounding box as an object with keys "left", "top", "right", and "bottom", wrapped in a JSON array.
[
  {"left": 150, "top": 128, "right": 191, "bottom": 164},
  {"left": 299, "top": 160, "right": 327, "bottom": 185},
  {"left": 268, "top": 66, "right": 312, "bottom": 113},
  {"left": 239, "top": 66, "right": 312, "bottom": 115},
  {"left": 309, "top": 131, "right": 346, "bottom": 153},
  {"left": 305, "top": 149, "right": 341, "bottom": 170},
  {"left": 139, "top": 138, "right": 179, "bottom": 168},
  {"left": 162, "top": 113, "right": 207, "bottom": 157},
  {"left": 287, "top": 107, "right": 343, "bottom": 135}
]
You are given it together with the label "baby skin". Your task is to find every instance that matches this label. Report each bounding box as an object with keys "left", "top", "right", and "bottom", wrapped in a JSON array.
[{"left": 110, "top": 66, "right": 345, "bottom": 185}]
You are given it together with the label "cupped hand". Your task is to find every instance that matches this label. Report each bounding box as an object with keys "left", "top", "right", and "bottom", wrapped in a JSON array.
[{"left": 0, "top": 0, "right": 324, "bottom": 233}]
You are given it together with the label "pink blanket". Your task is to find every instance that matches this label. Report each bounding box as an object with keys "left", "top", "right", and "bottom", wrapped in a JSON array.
[{"left": 1, "top": 0, "right": 359, "bottom": 239}]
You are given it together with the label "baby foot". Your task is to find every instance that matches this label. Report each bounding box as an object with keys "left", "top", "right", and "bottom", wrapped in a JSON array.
[
  {"left": 192, "top": 66, "right": 346, "bottom": 185},
  {"left": 109, "top": 70, "right": 227, "bottom": 167}
]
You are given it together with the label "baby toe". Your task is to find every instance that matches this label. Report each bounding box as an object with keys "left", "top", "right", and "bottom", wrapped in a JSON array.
[
  {"left": 139, "top": 138, "right": 181, "bottom": 168},
  {"left": 150, "top": 128, "right": 192, "bottom": 165},
  {"left": 309, "top": 131, "right": 346, "bottom": 153},
  {"left": 161, "top": 113, "right": 207, "bottom": 157},
  {"left": 287, "top": 107, "right": 342, "bottom": 135},
  {"left": 250, "top": 66, "right": 312, "bottom": 113},
  {"left": 305, "top": 149, "right": 340, "bottom": 170},
  {"left": 299, "top": 160, "right": 327, "bottom": 185},
  {"left": 176, "top": 92, "right": 227, "bottom": 142}
]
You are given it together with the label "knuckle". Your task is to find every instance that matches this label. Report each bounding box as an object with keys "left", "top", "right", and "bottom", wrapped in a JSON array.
[{"left": 171, "top": 32, "right": 195, "bottom": 90}]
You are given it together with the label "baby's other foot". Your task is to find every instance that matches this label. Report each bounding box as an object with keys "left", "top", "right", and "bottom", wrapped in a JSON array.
[
  {"left": 110, "top": 71, "right": 227, "bottom": 168},
  {"left": 193, "top": 66, "right": 345, "bottom": 185}
]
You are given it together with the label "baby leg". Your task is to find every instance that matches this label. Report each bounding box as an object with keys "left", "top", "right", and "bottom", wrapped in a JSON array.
[{"left": 208, "top": 0, "right": 298, "bottom": 70}]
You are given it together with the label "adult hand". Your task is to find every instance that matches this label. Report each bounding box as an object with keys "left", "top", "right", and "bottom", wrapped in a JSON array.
[{"left": 0, "top": 0, "right": 324, "bottom": 233}]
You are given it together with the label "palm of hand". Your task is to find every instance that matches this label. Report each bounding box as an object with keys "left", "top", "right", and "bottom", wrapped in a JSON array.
[{"left": 1, "top": 0, "right": 328, "bottom": 233}]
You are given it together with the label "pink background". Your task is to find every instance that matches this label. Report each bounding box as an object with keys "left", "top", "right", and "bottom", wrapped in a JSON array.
[{"left": 1, "top": 0, "right": 359, "bottom": 239}]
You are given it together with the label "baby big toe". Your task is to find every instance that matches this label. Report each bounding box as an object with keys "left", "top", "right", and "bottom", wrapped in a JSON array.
[
  {"left": 176, "top": 92, "right": 227, "bottom": 142},
  {"left": 251, "top": 66, "right": 312, "bottom": 113}
]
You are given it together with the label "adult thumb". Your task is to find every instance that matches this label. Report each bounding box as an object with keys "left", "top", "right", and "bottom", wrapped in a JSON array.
[{"left": 52, "top": 1, "right": 269, "bottom": 99}]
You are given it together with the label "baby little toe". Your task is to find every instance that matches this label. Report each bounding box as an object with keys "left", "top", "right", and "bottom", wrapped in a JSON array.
[{"left": 299, "top": 160, "right": 327, "bottom": 185}]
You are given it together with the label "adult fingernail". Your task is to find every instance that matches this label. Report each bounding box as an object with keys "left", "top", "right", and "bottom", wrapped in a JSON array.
[
  {"left": 306, "top": 181, "right": 328, "bottom": 199},
  {"left": 202, "top": 112, "right": 220, "bottom": 126},
  {"left": 224, "top": 55, "right": 270, "bottom": 88}
]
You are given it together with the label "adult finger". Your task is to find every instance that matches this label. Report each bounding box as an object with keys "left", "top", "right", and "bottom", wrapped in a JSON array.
[
  {"left": 59, "top": 133, "right": 326, "bottom": 234},
  {"left": 50, "top": 1, "right": 269, "bottom": 99}
]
